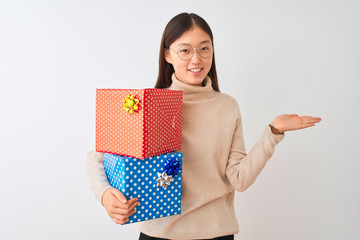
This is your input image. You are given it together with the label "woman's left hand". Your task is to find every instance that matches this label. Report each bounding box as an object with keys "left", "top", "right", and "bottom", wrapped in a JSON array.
[{"left": 271, "top": 114, "right": 321, "bottom": 133}]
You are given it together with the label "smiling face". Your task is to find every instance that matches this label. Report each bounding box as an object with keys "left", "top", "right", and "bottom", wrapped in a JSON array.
[{"left": 165, "top": 25, "right": 213, "bottom": 86}]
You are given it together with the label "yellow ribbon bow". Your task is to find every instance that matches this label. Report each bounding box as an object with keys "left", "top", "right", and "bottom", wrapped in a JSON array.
[{"left": 123, "top": 95, "right": 140, "bottom": 114}]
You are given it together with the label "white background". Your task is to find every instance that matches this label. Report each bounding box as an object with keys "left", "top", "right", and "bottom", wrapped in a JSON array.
[{"left": 1, "top": 0, "right": 359, "bottom": 239}]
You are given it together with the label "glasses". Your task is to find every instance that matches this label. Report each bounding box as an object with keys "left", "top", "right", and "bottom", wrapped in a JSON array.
[{"left": 169, "top": 44, "right": 213, "bottom": 61}]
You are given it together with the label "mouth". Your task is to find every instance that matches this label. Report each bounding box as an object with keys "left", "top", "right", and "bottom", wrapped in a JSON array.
[{"left": 188, "top": 68, "right": 203, "bottom": 73}]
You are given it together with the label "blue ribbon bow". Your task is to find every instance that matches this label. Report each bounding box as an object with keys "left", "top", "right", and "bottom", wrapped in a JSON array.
[{"left": 163, "top": 158, "right": 182, "bottom": 177}]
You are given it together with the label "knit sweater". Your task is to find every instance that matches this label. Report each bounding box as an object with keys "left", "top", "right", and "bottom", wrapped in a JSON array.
[{"left": 86, "top": 74, "right": 284, "bottom": 239}]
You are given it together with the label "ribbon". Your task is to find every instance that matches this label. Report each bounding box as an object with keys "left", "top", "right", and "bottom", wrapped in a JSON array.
[
  {"left": 163, "top": 158, "right": 182, "bottom": 177},
  {"left": 123, "top": 95, "right": 140, "bottom": 114},
  {"left": 156, "top": 172, "right": 174, "bottom": 190},
  {"left": 156, "top": 158, "right": 182, "bottom": 189}
]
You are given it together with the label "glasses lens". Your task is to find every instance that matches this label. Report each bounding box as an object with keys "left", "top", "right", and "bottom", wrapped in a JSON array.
[
  {"left": 198, "top": 44, "right": 213, "bottom": 58},
  {"left": 178, "top": 46, "right": 193, "bottom": 60}
]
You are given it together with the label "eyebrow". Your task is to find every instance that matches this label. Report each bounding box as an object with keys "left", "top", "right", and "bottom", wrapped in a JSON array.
[{"left": 177, "top": 40, "right": 212, "bottom": 47}]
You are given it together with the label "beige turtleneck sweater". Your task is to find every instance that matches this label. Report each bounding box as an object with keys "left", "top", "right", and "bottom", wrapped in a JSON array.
[{"left": 86, "top": 75, "right": 284, "bottom": 239}]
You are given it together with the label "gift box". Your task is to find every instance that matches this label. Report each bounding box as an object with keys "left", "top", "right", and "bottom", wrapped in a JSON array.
[
  {"left": 96, "top": 89, "right": 183, "bottom": 159},
  {"left": 103, "top": 152, "right": 183, "bottom": 224}
]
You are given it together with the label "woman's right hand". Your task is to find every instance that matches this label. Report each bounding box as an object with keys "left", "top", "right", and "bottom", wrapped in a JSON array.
[{"left": 101, "top": 187, "right": 139, "bottom": 224}]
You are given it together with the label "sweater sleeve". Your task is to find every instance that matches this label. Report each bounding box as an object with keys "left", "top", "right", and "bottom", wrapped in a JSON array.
[
  {"left": 86, "top": 151, "right": 112, "bottom": 203},
  {"left": 225, "top": 107, "right": 284, "bottom": 192}
]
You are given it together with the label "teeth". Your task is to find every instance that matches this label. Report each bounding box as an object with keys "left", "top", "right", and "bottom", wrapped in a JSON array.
[{"left": 189, "top": 68, "right": 201, "bottom": 72}]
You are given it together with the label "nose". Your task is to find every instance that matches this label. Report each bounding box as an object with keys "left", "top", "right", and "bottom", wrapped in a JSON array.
[{"left": 190, "top": 48, "right": 202, "bottom": 62}]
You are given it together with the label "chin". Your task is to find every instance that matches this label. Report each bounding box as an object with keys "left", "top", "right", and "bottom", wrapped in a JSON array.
[
  {"left": 187, "top": 79, "right": 204, "bottom": 86},
  {"left": 188, "top": 75, "right": 207, "bottom": 85},
  {"left": 177, "top": 72, "right": 207, "bottom": 86}
]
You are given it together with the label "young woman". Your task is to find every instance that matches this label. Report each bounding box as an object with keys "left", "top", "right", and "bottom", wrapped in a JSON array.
[{"left": 87, "top": 13, "right": 321, "bottom": 240}]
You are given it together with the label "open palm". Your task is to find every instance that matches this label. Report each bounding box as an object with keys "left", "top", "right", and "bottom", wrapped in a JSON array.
[{"left": 271, "top": 114, "right": 321, "bottom": 133}]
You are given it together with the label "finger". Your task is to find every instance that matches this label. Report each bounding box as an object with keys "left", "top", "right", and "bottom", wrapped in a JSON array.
[
  {"left": 110, "top": 198, "right": 139, "bottom": 214},
  {"left": 111, "top": 188, "right": 128, "bottom": 204},
  {"left": 110, "top": 198, "right": 138, "bottom": 210},
  {"left": 300, "top": 116, "right": 322, "bottom": 123},
  {"left": 312, "top": 117, "right": 322, "bottom": 122},
  {"left": 289, "top": 114, "right": 299, "bottom": 117},
  {"left": 118, "top": 198, "right": 139, "bottom": 213},
  {"left": 126, "top": 197, "right": 139, "bottom": 206},
  {"left": 111, "top": 206, "right": 137, "bottom": 224},
  {"left": 305, "top": 118, "right": 321, "bottom": 124},
  {"left": 300, "top": 123, "right": 315, "bottom": 129},
  {"left": 110, "top": 205, "right": 137, "bottom": 219},
  {"left": 111, "top": 216, "right": 129, "bottom": 225},
  {"left": 123, "top": 208, "right": 137, "bottom": 219},
  {"left": 110, "top": 206, "right": 136, "bottom": 215},
  {"left": 128, "top": 200, "right": 140, "bottom": 212},
  {"left": 299, "top": 116, "right": 321, "bottom": 119}
]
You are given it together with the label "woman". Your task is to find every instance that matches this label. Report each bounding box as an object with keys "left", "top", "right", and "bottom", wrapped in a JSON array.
[{"left": 87, "top": 13, "right": 321, "bottom": 240}]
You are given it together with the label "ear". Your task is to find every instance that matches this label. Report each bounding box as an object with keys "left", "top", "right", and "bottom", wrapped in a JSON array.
[{"left": 164, "top": 49, "right": 173, "bottom": 64}]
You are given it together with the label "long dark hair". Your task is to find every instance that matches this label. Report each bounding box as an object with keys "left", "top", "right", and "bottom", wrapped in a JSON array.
[{"left": 155, "top": 13, "right": 220, "bottom": 92}]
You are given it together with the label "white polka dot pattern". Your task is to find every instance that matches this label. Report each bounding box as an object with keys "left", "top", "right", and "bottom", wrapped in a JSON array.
[
  {"left": 103, "top": 152, "right": 183, "bottom": 224},
  {"left": 96, "top": 89, "right": 183, "bottom": 159}
]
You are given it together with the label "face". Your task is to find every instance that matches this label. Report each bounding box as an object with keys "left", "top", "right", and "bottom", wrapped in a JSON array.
[{"left": 165, "top": 25, "right": 213, "bottom": 86}]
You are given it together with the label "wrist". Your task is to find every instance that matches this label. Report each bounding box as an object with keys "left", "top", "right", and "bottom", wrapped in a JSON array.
[
  {"left": 101, "top": 187, "right": 112, "bottom": 206},
  {"left": 269, "top": 124, "right": 283, "bottom": 135}
]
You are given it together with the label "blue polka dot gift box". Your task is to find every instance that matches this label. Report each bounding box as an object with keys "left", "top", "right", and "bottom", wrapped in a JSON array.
[{"left": 103, "top": 152, "right": 183, "bottom": 224}]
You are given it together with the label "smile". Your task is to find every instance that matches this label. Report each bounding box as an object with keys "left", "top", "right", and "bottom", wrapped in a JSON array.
[{"left": 188, "top": 68, "right": 202, "bottom": 73}]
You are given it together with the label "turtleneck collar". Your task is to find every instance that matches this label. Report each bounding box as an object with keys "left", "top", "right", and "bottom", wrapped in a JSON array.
[{"left": 168, "top": 73, "right": 217, "bottom": 101}]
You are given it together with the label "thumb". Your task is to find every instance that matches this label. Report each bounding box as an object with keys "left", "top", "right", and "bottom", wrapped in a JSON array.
[{"left": 111, "top": 188, "right": 127, "bottom": 204}]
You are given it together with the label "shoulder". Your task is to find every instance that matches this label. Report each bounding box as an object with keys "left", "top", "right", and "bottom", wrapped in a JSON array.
[
  {"left": 213, "top": 92, "right": 241, "bottom": 117},
  {"left": 215, "top": 92, "right": 240, "bottom": 108}
]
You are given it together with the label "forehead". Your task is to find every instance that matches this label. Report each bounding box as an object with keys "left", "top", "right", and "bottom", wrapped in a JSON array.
[{"left": 172, "top": 25, "right": 212, "bottom": 46}]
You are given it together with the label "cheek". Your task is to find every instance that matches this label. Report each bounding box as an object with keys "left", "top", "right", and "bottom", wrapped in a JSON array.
[
  {"left": 206, "top": 57, "right": 213, "bottom": 68},
  {"left": 173, "top": 61, "right": 188, "bottom": 72},
  {"left": 202, "top": 59, "right": 212, "bottom": 73}
]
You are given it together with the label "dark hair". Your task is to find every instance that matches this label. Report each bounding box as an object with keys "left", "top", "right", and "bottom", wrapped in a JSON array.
[{"left": 154, "top": 13, "right": 220, "bottom": 92}]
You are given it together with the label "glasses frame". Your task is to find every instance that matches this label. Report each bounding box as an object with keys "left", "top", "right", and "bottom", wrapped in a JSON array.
[{"left": 168, "top": 45, "right": 214, "bottom": 61}]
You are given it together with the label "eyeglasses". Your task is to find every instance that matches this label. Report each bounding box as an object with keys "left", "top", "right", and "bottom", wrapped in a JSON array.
[{"left": 169, "top": 44, "right": 213, "bottom": 61}]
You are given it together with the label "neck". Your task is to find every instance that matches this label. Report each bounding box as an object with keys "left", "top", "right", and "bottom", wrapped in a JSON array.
[{"left": 168, "top": 74, "right": 216, "bottom": 101}]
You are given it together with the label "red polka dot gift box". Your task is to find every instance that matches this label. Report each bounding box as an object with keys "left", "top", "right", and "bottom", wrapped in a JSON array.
[
  {"left": 96, "top": 89, "right": 183, "bottom": 159},
  {"left": 103, "top": 152, "right": 183, "bottom": 224}
]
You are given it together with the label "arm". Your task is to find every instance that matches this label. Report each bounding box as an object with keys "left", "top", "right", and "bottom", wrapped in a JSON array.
[
  {"left": 225, "top": 111, "right": 321, "bottom": 192},
  {"left": 225, "top": 114, "right": 284, "bottom": 192},
  {"left": 86, "top": 151, "right": 111, "bottom": 202}
]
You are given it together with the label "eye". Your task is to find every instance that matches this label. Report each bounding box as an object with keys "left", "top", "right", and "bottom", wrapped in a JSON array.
[
  {"left": 179, "top": 48, "right": 191, "bottom": 53},
  {"left": 200, "top": 45, "right": 212, "bottom": 52}
]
